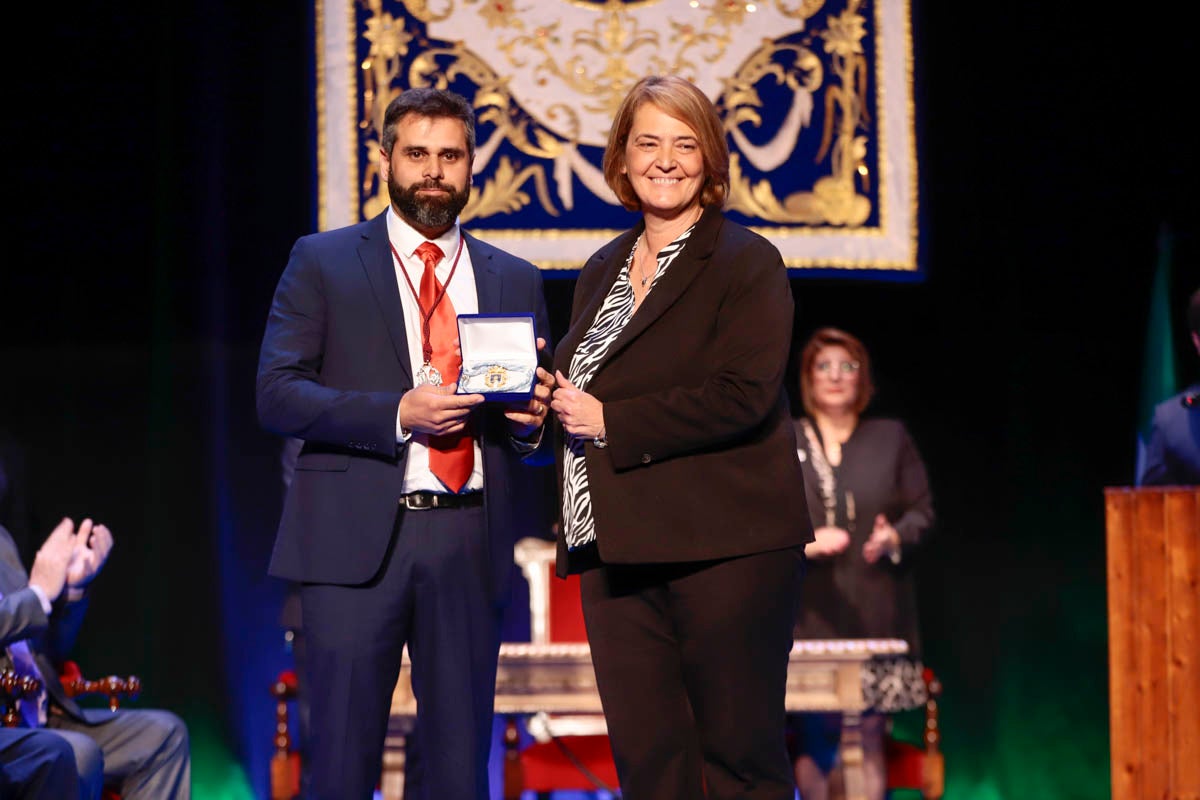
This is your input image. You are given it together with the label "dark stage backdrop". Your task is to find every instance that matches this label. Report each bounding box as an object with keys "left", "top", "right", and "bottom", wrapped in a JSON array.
[{"left": 2, "top": 2, "right": 1196, "bottom": 799}]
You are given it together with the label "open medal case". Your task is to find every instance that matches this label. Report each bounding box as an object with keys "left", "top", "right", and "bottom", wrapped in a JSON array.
[{"left": 455, "top": 313, "right": 538, "bottom": 402}]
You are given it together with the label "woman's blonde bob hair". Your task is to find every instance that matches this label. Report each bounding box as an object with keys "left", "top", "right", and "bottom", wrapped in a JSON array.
[{"left": 601, "top": 75, "right": 730, "bottom": 211}]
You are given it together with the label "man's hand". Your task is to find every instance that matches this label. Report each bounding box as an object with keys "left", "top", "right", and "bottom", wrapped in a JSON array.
[
  {"left": 505, "top": 338, "right": 555, "bottom": 439},
  {"left": 28, "top": 517, "right": 79, "bottom": 603},
  {"left": 66, "top": 520, "right": 113, "bottom": 589},
  {"left": 399, "top": 383, "right": 485, "bottom": 436}
]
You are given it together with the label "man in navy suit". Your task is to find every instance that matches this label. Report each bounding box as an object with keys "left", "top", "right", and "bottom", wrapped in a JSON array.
[
  {"left": 1141, "top": 286, "right": 1200, "bottom": 486},
  {"left": 257, "top": 87, "right": 554, "bottom": 800}
]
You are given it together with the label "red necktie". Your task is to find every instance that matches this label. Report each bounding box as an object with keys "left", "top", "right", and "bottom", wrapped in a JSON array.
[{"left": 416, "top": 241, "right": 473, "bottom": 493}]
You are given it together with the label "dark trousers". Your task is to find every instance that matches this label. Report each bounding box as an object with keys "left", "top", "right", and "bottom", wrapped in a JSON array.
[
  {"left": 300, "top": 505, "right": 501, "bottom": 800},
  {"left": 48, "top": 708, "right": 190, "bottom": 799},
  {"left": 581, "top": 546, "right": 803, "bottom": 800},
  {"left": 0, "top": 729, "right": 84, "bottom": 799}
]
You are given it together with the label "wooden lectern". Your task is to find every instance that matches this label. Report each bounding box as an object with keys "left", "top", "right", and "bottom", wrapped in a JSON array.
[{"left": 1105, "top": 486, "right": 1200, "bottom": 800}]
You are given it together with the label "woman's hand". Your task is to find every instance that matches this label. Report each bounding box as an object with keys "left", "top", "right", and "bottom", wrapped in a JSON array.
[
  {"left": 551, "top": 370, "right": 606, "bottom": 440},
  {"left": 804, "top": 526, "right": 851, "bottom": 559},
  {"left": 862, "top": 514, "right": 900, "bottom": 564}
]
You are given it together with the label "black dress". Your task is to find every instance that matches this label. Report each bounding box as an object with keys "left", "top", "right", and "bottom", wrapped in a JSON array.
[{"left": 791, "top": 416, "right": 934, "bottom": 712}]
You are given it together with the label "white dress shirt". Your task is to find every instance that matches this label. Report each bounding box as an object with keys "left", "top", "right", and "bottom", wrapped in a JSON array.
[{"left": 388, "top": 208, "right": 484, "bottom": 494}]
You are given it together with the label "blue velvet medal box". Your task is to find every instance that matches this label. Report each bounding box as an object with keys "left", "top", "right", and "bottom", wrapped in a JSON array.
[{"left": 454, "top": 313, "right": 538, "bottom": 402}]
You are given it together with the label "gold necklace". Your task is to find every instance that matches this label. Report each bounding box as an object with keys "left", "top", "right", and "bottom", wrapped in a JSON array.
[
  {"left": 638, "top": 206, "right": 701, "bottom": 288},
  {"left": 638, "top": 237, "right": 655, "bottom": 288}
]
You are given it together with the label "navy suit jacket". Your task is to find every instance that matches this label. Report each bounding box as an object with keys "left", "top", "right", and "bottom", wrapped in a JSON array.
[
  {"left": 256, "top": 211, "right": 551, "bottom": 604},
  {"left": 1140, "top": 382, "right": 1200, "bottom": 486}
]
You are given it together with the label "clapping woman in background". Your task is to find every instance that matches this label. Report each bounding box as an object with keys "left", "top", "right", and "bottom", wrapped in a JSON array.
[{"left": 789, "top": 326, "right": 935, "bottom": 800}]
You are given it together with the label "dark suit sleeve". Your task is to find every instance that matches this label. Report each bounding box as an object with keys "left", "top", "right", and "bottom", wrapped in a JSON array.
[
  {"left": 0, "top": 587, "right": 48, "bottom": 649},
  {"left": 1, "top": 528, "right": 84, "bottom": 660},
  {"left": 604, "top": 234, "right": 793, "bottom": 470},
  {"left": 527, "top": 257, "right": 553, "bottom": 368},
  {"left": 892, "top": 423, "right": 935, "bottom": 552},
  {"left": 256, "top": 235, "right": 403, "bottom": 453},
  {"left": 0, "top": 592, "right": 89, "bottom": 667},
  {"left": 43, "top": 596, "right": 87, "bottom": 665},
  {"left": 506, "top": 253, "right": 555, "bottom": 466},
  {"left": 1139, "top": 402, "right": 1172, "bottom": 486}
]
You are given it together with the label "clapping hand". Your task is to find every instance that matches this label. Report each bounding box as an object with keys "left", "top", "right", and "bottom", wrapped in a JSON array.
[
  {"left": 28, "top": 517, "right": 78, "bottom": 603},
  {"left": 862, "top": 514, "right": 899, "bottom": 564},
  {"left": 66, "top": 519, "right": 113, "bottom": 589},
  {"left": 804, "top": 525, "right": 851, "bottom": 559}
]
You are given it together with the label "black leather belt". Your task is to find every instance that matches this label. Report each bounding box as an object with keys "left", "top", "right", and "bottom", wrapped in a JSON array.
[{"left": 399, "top": 491, "right": 483, "bottom": 511}]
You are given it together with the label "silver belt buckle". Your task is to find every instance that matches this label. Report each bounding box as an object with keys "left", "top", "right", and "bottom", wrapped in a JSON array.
[{"left": 400, "top": 493, "right": 433, "bottom": 511}]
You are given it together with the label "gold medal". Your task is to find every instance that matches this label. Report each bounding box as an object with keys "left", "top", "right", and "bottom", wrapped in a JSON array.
[{"left": 484, "top": 365, "right": 508, "bottom": 389}]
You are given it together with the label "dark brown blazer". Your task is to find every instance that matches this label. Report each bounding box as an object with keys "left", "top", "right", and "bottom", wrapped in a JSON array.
[{"left": 554, "top": 205, "right": 814, "bottom": 575}]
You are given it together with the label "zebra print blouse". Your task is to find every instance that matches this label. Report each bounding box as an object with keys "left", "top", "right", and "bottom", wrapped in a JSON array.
[{"left": 561, "top": 224, "right": 695, "bottom": 550}]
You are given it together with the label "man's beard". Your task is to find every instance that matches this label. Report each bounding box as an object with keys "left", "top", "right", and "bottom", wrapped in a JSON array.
[{"left": 389, "top": 177, "right": 471, "bottom": 232}]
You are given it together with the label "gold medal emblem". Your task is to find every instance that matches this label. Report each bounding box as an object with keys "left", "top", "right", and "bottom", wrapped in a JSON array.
[{"left": 484, "top": 365, "right": 508, "bottom": 389}]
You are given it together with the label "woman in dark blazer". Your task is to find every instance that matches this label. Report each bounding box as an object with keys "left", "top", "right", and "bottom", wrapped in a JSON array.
[{"left": 548, "top": 74, "right": 814, "bottom": 800}]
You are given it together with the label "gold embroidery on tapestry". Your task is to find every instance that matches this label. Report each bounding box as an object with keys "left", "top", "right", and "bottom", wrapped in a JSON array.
[{"left": 356, "top": 0, "right": 877, "bottom": 228}]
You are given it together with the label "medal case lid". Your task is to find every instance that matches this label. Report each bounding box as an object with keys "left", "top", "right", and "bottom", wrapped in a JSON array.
[{"left": 455, "top": 313, "right": 538, "bottom": 401}]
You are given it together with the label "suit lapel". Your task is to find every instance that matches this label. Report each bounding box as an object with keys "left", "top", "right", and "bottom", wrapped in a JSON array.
[
  {"left": 557, "top": 227, "right": 640, "bottom": 364},
  {"left": 611, "top": 207, "right": 721, "bottom": 350},
  {"left": 358, "top": 212, "right": 414, "bottom": 384},
  {"left": 465, "top": 232, "right": 502, "bottom": 313},
  {"left": 36, "top": 651, "right": 78, "bottom": 717},
  {"left": 360, "top": 225, "right": 502, "bottom": 385},
  {"left": 574, "top": 206, "right": 724, "bottom": 379}
]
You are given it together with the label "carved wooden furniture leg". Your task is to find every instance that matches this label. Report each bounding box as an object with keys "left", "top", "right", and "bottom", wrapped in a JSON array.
[
  {"left": 0, "top": 668, "right": 42, "bottom": 727},
  {"left": 59, "top": 662, "right": 140, "bottom": 712},
  {"left": 269, "top": 670, "right": 301, "bottom": 800},
  {"left": 840, "top": 709, "right": 866, "bottom": 800},
  {"left": 921, "top": 670, "right": 944, "bottom": 799},
  {"left": 502, "top": 715, "right": 525, "bottom": 800}
]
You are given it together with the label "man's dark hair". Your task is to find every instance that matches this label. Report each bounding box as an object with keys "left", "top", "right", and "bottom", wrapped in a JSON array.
[
  {"left": 1188, "top": 287, "right": 1200, "bottom": 335},
  {"left": 381, "top": 88, "right": 476, "bottom": 157}
]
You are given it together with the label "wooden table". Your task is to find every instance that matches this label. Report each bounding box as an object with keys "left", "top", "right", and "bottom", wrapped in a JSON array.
[{"left": 383, "top": 637, "right": 907, "bottom": 799}]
